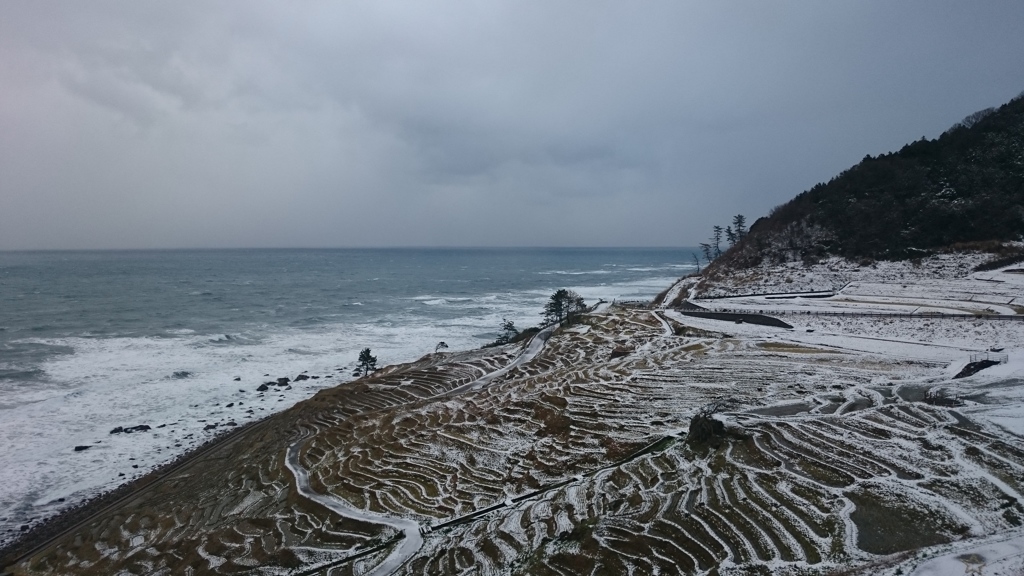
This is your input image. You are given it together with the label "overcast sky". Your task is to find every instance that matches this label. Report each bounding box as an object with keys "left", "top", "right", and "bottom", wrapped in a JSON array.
[{"left": 1, "top": 2, "right": 1023, "bottom": 249}]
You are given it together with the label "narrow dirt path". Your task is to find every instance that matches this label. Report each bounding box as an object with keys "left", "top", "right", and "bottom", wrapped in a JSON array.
[
  {"left": 284, "top": 429, "right": 422, "bottom": 576},
  {"left": 440, "top": 323, "right": 557, "bottom": 397},
  {"left": 651, "top": 310, "right": 674, "bottom": 337}
]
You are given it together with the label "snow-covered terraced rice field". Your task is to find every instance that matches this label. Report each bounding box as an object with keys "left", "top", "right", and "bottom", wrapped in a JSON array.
[
  {"left": 10, "top": 274, "right": 1024, "bottom": 575},
  {"left": 388, "top": 309, "right": 1024, "bottom": 575}
]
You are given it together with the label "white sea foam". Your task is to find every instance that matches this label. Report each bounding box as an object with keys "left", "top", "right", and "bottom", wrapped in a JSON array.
[
  {"left": 537, "top": 269, "right": 612, "bottom": 275},
  {"left": 626, "top": 265, "right": 692, "bottom": 272}
]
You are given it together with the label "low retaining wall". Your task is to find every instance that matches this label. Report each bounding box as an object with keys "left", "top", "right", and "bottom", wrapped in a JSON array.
[{"left": 676, "top": 311, "right": 793, "bottom": 329}]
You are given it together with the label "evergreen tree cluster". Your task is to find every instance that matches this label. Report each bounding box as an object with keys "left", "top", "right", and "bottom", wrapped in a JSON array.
[
  {"left": 699, "top": 215, "right": 747, "bottom": 264},
  {"left": 544, "top": 289, "right": 586, "bottom": 325},
  {"left": 720, "top": 91, "right": 1024, "bottom": 267}
]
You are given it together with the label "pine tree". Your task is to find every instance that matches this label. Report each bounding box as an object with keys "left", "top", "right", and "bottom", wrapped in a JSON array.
[
  {"left": 711, "top": 226, "right": 723, "bottom": 258},
  {"left": 699, "top": 243, "right": 713, "bottom": 264},
  {"left": 544, "top": 289, "right": 586, "bottom": 325},
  {"left": 732, "top": 214, "right": 747, "bottom": 239},
  {"left": 355, "top": 348, "right": 377, "bottom": 376},
  {"left": 495, "top": 318, "right": 519, "bottom": 344}
]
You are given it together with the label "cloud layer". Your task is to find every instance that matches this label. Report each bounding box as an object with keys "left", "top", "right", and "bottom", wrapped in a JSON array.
[{"left": 2, "top": 1, "right": 1023, "bottom": 249}]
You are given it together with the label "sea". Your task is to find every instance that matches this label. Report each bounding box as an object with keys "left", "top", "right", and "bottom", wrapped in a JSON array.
[{"left": 0, "top": 247, "right": 693, "bottom": 540}]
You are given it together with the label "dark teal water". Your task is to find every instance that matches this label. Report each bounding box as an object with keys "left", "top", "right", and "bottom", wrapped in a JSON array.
[{"left": 0, "top": 248, "right": 692, "bottom": 383}]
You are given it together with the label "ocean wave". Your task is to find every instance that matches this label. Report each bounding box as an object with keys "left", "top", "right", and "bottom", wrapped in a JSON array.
[
  {"left": 0, "top": 367, "right": 45, "bottom": 381},
  {"left": 537, "top": 270, "right": 612, "bottom": 275},
  {"left": 411, "top": 296, "right": 476, "bottom": 306}
]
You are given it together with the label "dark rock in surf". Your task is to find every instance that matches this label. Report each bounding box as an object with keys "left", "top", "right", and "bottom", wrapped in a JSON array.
[
  {"left": 110, "top": 425, "right": 151, "bottom": 434},
  {"left": 73, "top": 446, "right": 91, "bottom": 452}
]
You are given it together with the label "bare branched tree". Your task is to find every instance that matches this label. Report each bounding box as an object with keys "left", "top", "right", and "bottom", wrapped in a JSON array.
[{"left": 687, "top": 400, "right": 732, "bottom": 444}]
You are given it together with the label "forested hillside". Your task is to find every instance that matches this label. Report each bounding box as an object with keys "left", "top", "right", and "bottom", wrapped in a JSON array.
[{"left": 720, "top": 91, "right": 1024, "bottom": 268}]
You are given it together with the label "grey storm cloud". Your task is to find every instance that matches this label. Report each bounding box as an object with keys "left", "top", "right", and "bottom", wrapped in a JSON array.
[{"left": 1, "top": 1, "right": 1024, "bottom": 249}]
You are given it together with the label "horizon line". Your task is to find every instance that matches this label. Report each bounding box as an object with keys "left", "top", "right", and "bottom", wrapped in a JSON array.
[{"left": 0, "top": 245, "right": 703, "bottom": 253}]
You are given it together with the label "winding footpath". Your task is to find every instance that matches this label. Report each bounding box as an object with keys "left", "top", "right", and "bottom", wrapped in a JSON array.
[
  {"left": 650, "top": 310, "right": 674, "bottom": 337},
  {"left": 284, "top": 430, "right": 421, "bottom": 576},
  {"left": 442, "top": 323, "right": 556, "bottom": 398},
  {"left": 282, "top": 325, "right": 556, "bottom": 575}
]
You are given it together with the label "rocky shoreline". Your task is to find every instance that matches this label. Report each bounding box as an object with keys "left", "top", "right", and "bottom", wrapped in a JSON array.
[{"left": 0, "top": 414, "right": 272, "bottom": 571}]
